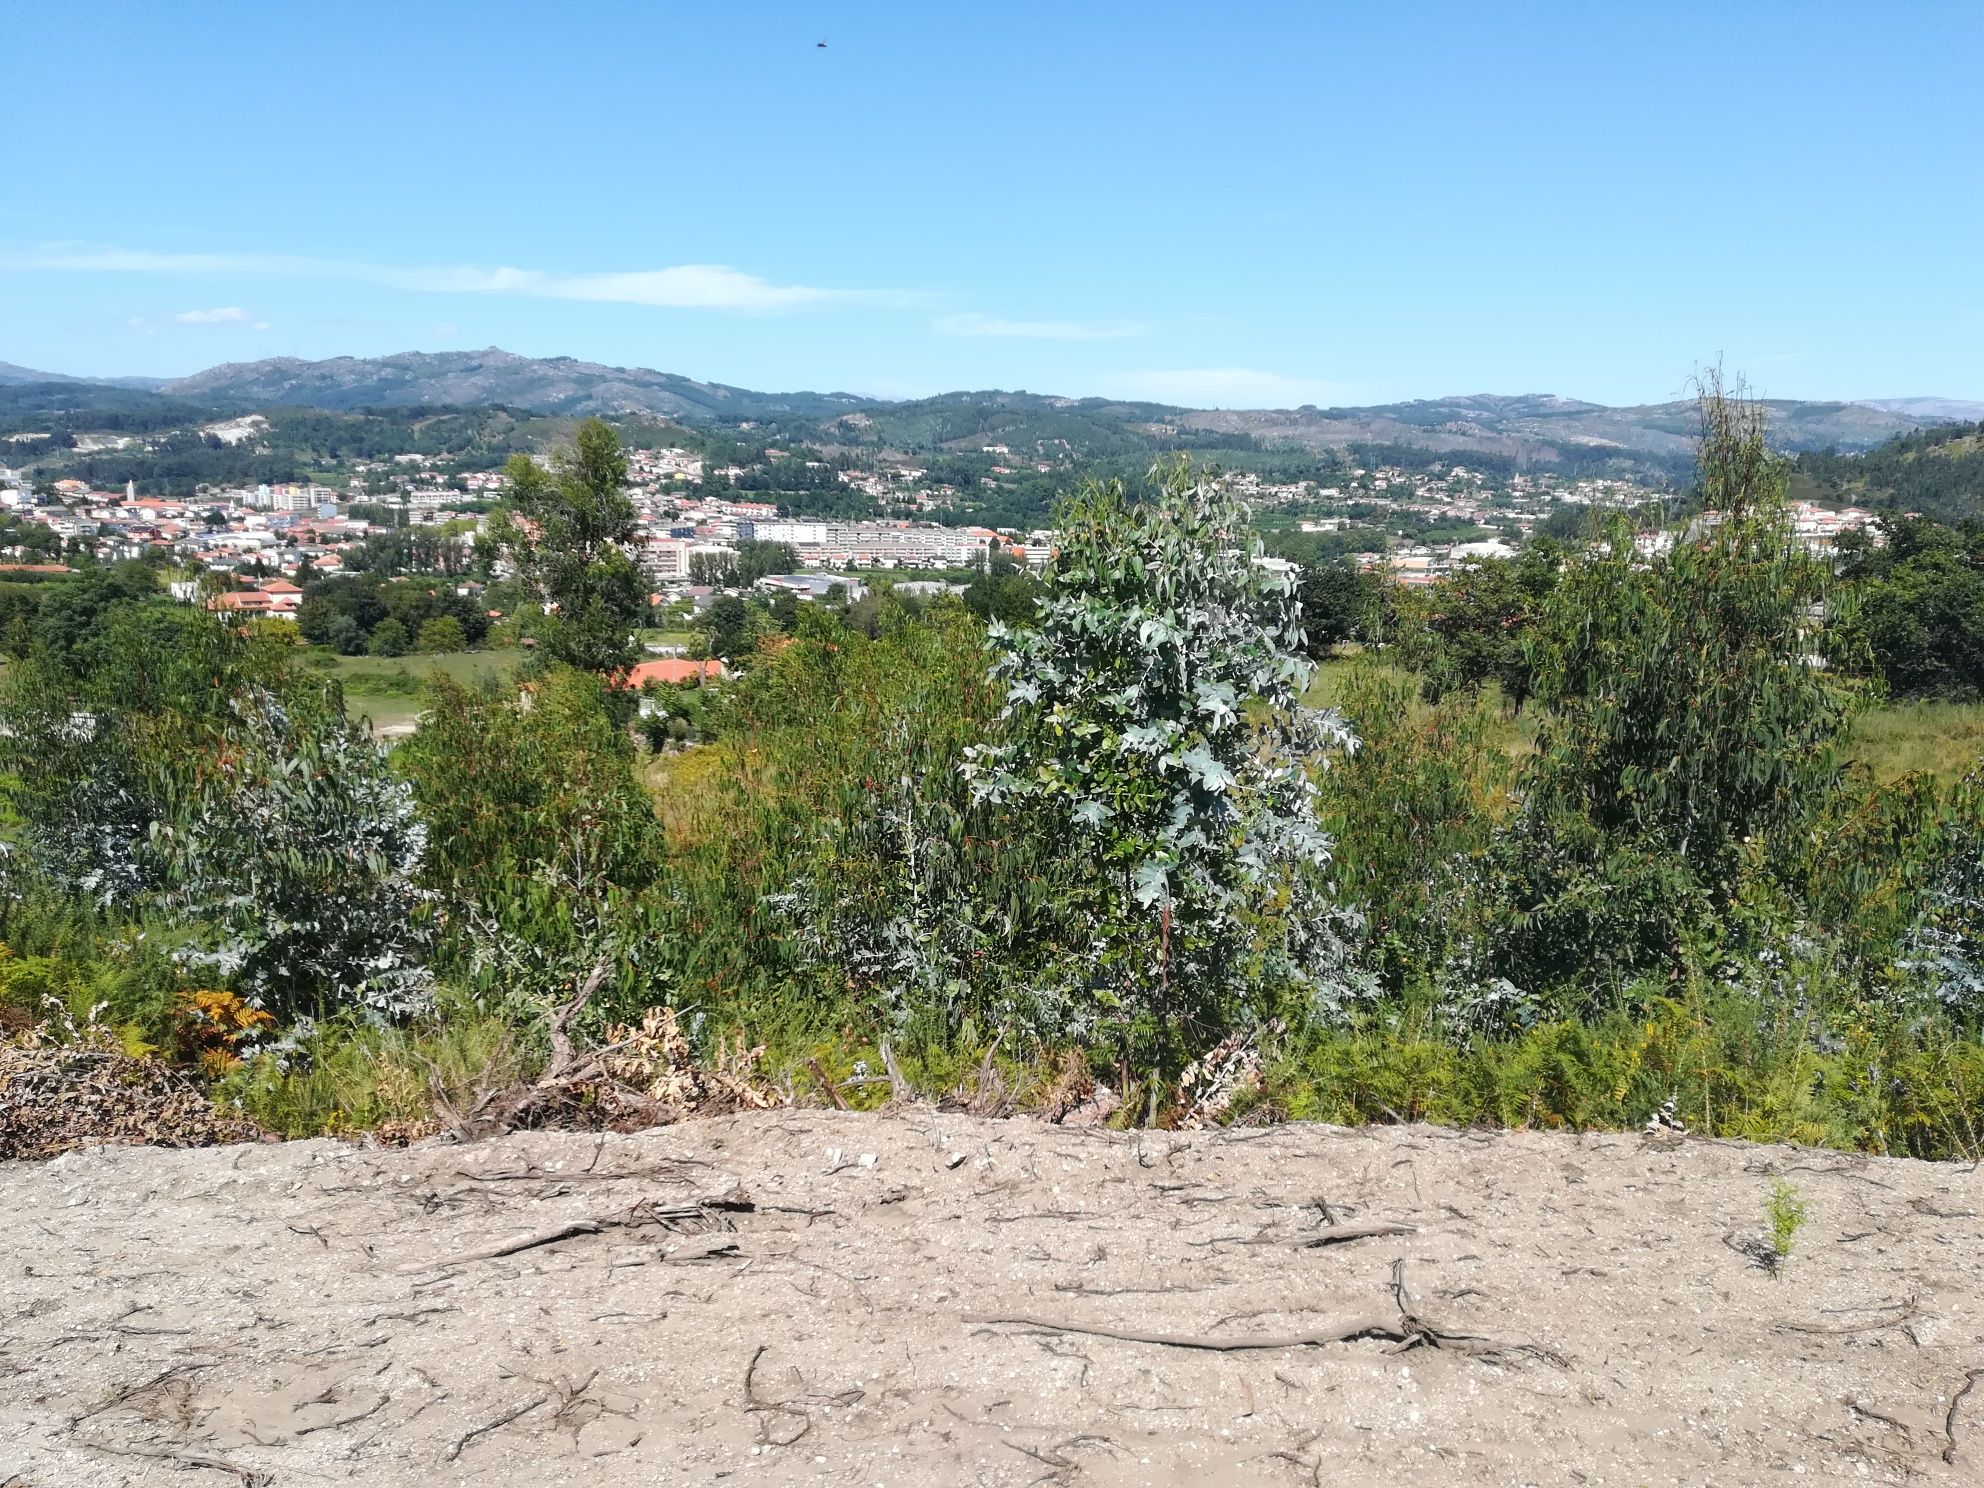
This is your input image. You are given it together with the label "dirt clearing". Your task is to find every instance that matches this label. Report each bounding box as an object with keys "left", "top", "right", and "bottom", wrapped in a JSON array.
[{"left": 3, "top": 1112, "right": 1982, "bottom": 1484}]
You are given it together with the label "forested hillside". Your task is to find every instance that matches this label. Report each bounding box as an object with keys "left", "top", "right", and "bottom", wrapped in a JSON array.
[
  {"left": 157, "top": 348, "right": 872, "bottom": 420},
  {"left": 1795, "top": 420, "right": 1984, "bottom": 522}
]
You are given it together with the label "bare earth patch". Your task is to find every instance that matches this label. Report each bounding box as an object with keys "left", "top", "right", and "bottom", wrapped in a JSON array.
[{"left": 3, "top": 1112, "right": 1982, "bottom": 1484}]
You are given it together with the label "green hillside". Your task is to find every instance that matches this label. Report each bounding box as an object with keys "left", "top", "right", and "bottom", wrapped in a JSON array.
[{"left": 1794, "top": 421, "right": 1984, "bottom": 522}]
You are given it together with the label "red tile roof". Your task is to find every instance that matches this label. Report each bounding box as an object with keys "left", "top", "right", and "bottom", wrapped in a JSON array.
[{"left": 620, "top": 658, "right": 725, "bottom": 688}]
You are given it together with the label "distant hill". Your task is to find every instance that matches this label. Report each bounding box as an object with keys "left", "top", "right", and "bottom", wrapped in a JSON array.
[
  {"left": 3, "top": 348, "right": 1968, "bottom": 478},
  {"left": 804, "top": 388, "right": 1930, "bottom": 484},
  {"left": 1857, "top": 397, "right": 1984, "bottom": 423},
  {"left": 157, "top": 348, "right": 873, "bottom": 421},
  {"left": 0, "top": 362, "right": 166, "bottom": 392},
  {"left": 1178, "top": 394, "right": 1930, "bottom": 464},
  {"left": 0, "top": 381, "right": 217, "bottom": 425}
]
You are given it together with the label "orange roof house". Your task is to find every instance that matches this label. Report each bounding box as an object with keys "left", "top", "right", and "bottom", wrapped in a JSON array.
[
  {"left": 621, "top": 658, "right": 725, "bottom": 688},
  {"left": 209, "top": 590, "right": 275, "bottom": 612}
]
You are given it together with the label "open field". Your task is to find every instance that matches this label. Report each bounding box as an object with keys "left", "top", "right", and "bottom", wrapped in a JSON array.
[
  {"left": 324, "top": 650, "right": 522, "bottom": 736},
  {"left": 1305, "top": 659, "right": 1984, "bottom": 783},
  {"left": 4, "top": 1111, "right": 1981, "bottom": 1485},
  {"left": 1846, "top": 701, "right": 1984, "bottom": 782}
]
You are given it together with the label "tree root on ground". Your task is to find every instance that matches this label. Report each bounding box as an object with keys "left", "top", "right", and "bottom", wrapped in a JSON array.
[{"left": 967, "top": 1260, "right": 1564, "bottom": 1367}]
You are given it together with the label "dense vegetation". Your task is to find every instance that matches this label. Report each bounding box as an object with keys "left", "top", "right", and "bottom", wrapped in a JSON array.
[
  {"left": 7, "top": 392, "right": 1984, "bottom": 1157},
  {"left": 1795, "top": 420, "right": 1984, "bottom": 524}
]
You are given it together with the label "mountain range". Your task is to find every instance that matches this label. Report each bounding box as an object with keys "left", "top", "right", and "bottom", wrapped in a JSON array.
[{"left": 3, "top": 349, "right": 1979, "bottom": 467}]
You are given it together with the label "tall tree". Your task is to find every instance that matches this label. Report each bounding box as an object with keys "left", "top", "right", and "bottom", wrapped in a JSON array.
[
  {"left": 1394, "top": 541, "right": 1562, "bottom": 710},
  {"left": 1295, "top": 557, "right": 1380, "bottom": 658},
  {"left": 1494, "top": 372, "right": 1854, "bottom": 990},
  {"left": 1841, "top": 517, "right": 1984, "bottom": 700},
  {"left": 497, "top": 419, "right": 644, "bottom": 675}
]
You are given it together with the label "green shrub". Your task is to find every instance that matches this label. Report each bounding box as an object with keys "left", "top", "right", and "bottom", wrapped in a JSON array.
[{"left": 1765, "top": 1180, "right": 1808, "bottom": 1275}]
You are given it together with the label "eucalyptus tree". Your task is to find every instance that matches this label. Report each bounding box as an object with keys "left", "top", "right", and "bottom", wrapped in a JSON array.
[
  {"left": 964, "top": 459, "right": 1360, "bottom": 1073},
  {"left": 497, "top": 418, "right": 645, "bottom": 676},
  {"left": 1493, "top": 373, "right": 1856, "bottom": 991}
]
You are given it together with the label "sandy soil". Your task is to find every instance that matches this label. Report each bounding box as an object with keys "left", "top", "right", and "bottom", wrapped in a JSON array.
[{"left": 3, "top": 1111, "right": 1982, "bottom": 1486}]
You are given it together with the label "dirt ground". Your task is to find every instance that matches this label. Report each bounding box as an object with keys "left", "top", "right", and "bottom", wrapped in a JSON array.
[{"left": 3, "top": 1112, "right": 1982, "bottom": 1486}]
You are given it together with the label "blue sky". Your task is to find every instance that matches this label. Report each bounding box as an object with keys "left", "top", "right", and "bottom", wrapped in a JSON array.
[{"left": 4, "top": 1, "right": 1978, "bottom": 406}]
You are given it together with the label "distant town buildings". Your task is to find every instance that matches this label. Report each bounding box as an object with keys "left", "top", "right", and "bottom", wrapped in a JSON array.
[{"left": 0, "top": 434, "right": 1894, "bottom": 619}]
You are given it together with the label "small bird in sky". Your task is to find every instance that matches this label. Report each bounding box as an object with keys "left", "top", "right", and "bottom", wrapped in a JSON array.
[{"left": 816, "top": 41, "right": 827, "bottom": 48}]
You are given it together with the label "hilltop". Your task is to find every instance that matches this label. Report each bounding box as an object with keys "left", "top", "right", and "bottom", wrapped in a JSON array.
[{"left": 155, "top": 347, "right": 872, "bottom": 421}]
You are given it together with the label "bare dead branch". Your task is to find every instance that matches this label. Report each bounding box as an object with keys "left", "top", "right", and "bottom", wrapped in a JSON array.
[
  {"left": 546, "top": 960, "right": 611, "bottom": 1081},
  {"left": 742, "top": 1344, "right": 812, "bottom": 1447},
  {"left": 397, "top": 1221, "right": 603, "bottom": 1274},
  {"left": 807, "top": 1058, "right": 851, "bottom": 1111},
  {"left": 444, "top": 1393, "right": 548, "bottom": 1462},
  {"left": 75, "top": 1442, "right": 272, "bottom": 1487},
  {"left": 1302, "top": 1220, "right": 1418, "bottom": 1247},
  {"left": 968, "top": 1261, "right": 1561, "bottom": 1366}
]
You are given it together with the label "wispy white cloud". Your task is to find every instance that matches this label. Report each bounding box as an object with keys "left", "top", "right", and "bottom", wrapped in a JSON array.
[
  {"left": 6, "top": 244, "right": 890, "bottom": 313},
  {"left": 934, "top": 311, "right": 1145, "bottom": 341},
  {"left": 1097, "top": 367, "right": 1364, "bottom": 409},
  {"left": 174, "top": 306, "right": 259, "bottom": 326}
]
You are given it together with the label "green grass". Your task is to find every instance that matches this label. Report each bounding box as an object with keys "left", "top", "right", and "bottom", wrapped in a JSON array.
[
  {"left": 1845, "top": 699, "right": 1984, "bottom": 782},
  {"left": 1305, "top": 657, "right": 1535, "bottom": 763},
  {"left": 1308, "top": 655, "right": 1984, "bottom": 784},
  {"left": 328, "top": 650, "right": 522, "bottom": 734},
  {"left": 638, "top": 629, "right": 698, "bottom": 650}
]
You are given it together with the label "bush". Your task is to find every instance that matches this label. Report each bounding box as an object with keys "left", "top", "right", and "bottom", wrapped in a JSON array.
[
  {"left": 1321, "top": 665, "right": 1504, "bottom": 994},
  {"left": 0, "top": 607, "right": 432, "bottom": 1023},
  {"left": 417, "top": 615, "right": 467, "bottom": 653},
  {"left": 964, "top": 459, "right": 1361, "bottom": 1069},
  {"left": 367, "top": 617, "right": 411, "bottom": 657},
  {"left": 395, "top": 666, "right": 670, "bottom": 1018}
]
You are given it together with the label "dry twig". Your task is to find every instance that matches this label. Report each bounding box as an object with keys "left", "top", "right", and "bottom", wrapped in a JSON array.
[
  {"left": 75, "top": 1442, "right": 271, "bottom": 1487},
  {"left": 445, "top": 1394, "right": 548, "bottom": 1462},
  {"left": 397, "top": 1220, "right": 602, "bottom": 1274},
  {"left": 1947, "top": 1367, "right": 1984, "bottom": 1466},
  {"left": 742, "top": 1345, "right": 812, "bottom": 1447},
  {"left": 1302, "top": 1220, "right": 1418, "bottom": 1247}
]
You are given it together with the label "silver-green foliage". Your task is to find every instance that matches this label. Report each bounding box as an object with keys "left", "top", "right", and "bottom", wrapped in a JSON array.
[
  {"left": 1899, "top": 775, "right": 1984, "bottom": 1014},
  {"left": 963, "top": 460, "right": 1361, "bottom": 1045},
  {"left": 0, "top": 608, "right": 433, "bottom": 1023},
  {"left": 150, "top": 687, "right": 434, "bottom": 1021}
]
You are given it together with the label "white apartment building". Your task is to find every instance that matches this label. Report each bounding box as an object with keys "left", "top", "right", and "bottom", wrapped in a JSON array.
[{"left": 741, "top": 520, "right": 994, "bottom": 569}]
